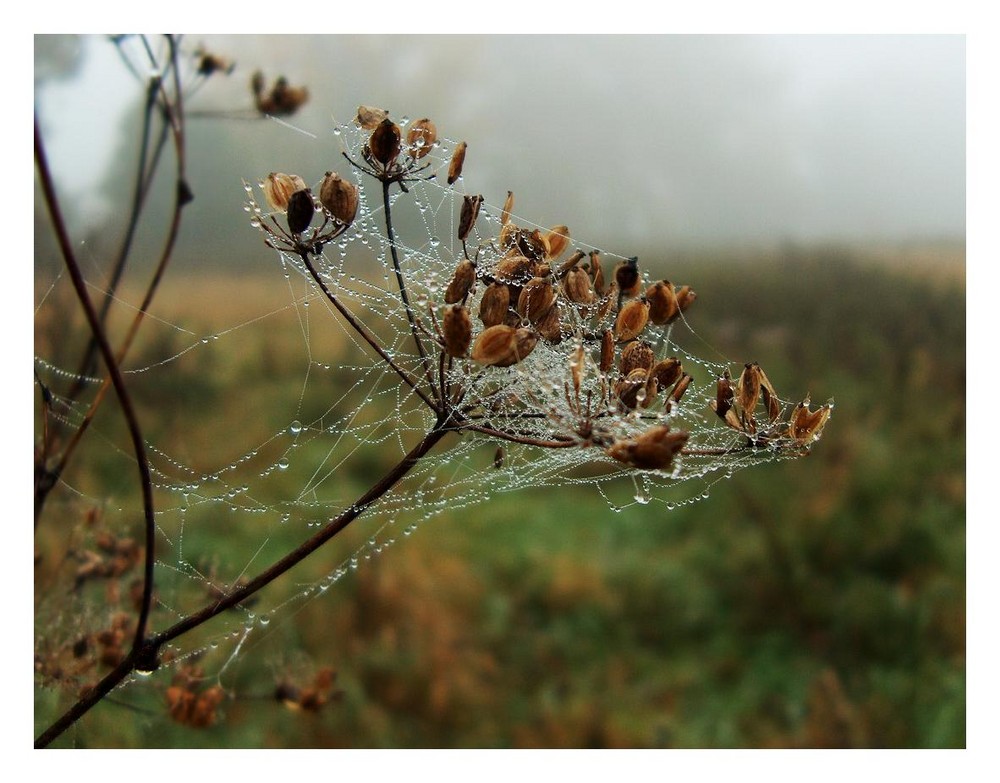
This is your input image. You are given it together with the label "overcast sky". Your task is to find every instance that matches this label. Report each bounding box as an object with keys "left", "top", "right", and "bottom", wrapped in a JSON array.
[{"left": 35, "top": 34, "right": 965, "bottom": 253}]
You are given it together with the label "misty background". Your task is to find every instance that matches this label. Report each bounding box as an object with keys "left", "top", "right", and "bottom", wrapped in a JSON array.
[{"left": 35, "top": 34, "right": 964, "bottom": 274}]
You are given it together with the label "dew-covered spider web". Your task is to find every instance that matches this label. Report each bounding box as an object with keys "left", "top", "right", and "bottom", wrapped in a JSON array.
[{"left": 34, "top": 112, "right": 830, "bottom": 708}]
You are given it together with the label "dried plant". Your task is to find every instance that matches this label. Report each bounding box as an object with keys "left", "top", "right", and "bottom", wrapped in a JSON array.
[{"left": 34, "top": 42, "right": 830, "bottom": 746}]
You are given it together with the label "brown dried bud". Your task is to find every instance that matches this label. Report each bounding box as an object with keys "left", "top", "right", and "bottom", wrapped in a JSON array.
[
  {"left": 614, "top": 298, "right": 650, "bottom": 342},
  {"left": 445, "top": 259, "right": 476, "bottom": 304},
  {"left": 517, "top": 277, "right": 556, "bottom": 324},
  {"left": 442, "top": 305, "right": 472, "bottom": 357},
  {"left": 651, "top": 358, "right": 683, "bottom": 391},
  {"left": 563, "top": 266, "right": 595, "bottom": 304},
  {"left": 589, "top": 251, "right": 606, "bottom": 295},
  {"left": 459, "top": 195, "right": 484, "bottom": 242},
  {"left": 646, "top": 280, "right": 679, "bottom": 325},
  {"left": 479, "top": 282, "right": 510, "bottom": 326},
  {"left": 600, "top": 329, "right": 614, "bottom": 373},
  {"left": 614, "top": 257, "right": 641, "bottom": 297},
  {"left": 615, "top": 368, "right": 649, "bottom": 410},
  {"left": 606, "top": 426, "right": 689, "bottom": 471},
  {"left": 758, "top": 366, "right": 781, "bottom": 421},
  {"left": 355, "top": 105, "right": 388, "bottom": 130},
  {"left": 285, "top": 188, "right": 315, "bottom": 234},
  {"left": 789, "top": 399, "right": 832, "bottom": 444},
  {"left": 447, "top": 141, "right": 467, "bottom": 185},
  {"left": 319, "top": 172, "right": 358, "bottom": 226},
  {"left": 737, "top": 362, "right": 762, "bottom": 417},
  {"left": 620, "top": 340, "right": 655, "bottom": 375},
  {"left": 535, "top": 302, "right": 563, "bottom": 343},
  {"left": 711, "top": 370, "right": 735, "bottom": 421},
  {"left": 675, "top": 285, "right": 697, "bottom": 314},
  {"left": 369, "top": 118, "right": 401, "bottom": 167},
  {"left": 671, "top": 373, "right": 693, "bottom": 404},
  {"left": 522, "top": 229, "right": 548, "bottom": 260},
  {"left": 262, "top": 172, "right": 307, "bottom": 212},
  {"left": 494, "top": 254, "right": 534, "bottom": 286},
  {"left": 569, "top": 344, "right": 586, "bottom": 393},
  {"left": 501, "top": 191, "right": 515, "bottom": 226},
  {"left": 406, "top": 118, "right": 437, "bottom": 159},
  {"left": 543, "top": 225, "right": 571, "bottom": 260},
  {"left": 471, "top": 325, "right": 537, "bottom": 367},
  {"left": 557, "top": 250, "right": 586, "bottom": 279}
]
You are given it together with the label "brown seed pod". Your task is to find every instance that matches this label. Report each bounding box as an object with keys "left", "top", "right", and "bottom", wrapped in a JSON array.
[
  {"left": 368, "top": 117, "right": 401, "bottom": 167},
  {"left": 406, "top": 118, "right": 437, "bottom": 159},
  {"left": 671, "top": 373, "right": 693, "bottom": 404},
  {"left": 494, "top": 254, "right": 534, "bottom": 286},
  {"left": 543, "top": 225, "right": 571, "bottom": 260},
  {"left": 517, "top": 276, "right": 556, "bottom": 324},
  {"left": 501, "top": 190, "right": 515, "bottom": 225},
  {"left": 606, "top": 425, "right": 689, "bottom": 471},
  {"left": 758, "top": 366, "right": 781, "bottom": 421},
  {"left": 563, "top": 266, "right": 595, "bottom": 304},
  {"left": 459, "top": 194, "right": 484, "bottom": 242},
  {"left": 262, "top": 172, "right": 307, "bottom": 212},
  {"left": 615, "top": 368, "right": 649, "bottom": 410},
  {"left": 471, "top": 325, "right": 537, "bottom": 367},
  {"left": 447, "top": 141, "right": 467, "bottom": 185},
  {"left": 600, "top": 329, "right": 614, "bottom": 373},
  {"left": 597, "top": 283, "right": 618, "bottom": 321},
  {"left": 285, "top": 188, "right": 315, "bottom": 234},
  {"left": 355, "top": 105, "right": 388, "bottom": 130},
  {"left": 319, "top": 172, "right": 359, "bottom": 227},
  {"left": 589, "top": 251, "right": 606, "bottom": 295},
  {"left": 478, "top": 282, "right": 510, "bottom": 326},
  {"left": 646, "top": 280, "right": 679, "bottom": 325},
  {"left": 614, "top": 298, "right": 650, "bottom": 342},
  {"left": 444, "top": 259, "right": 476, "bottom": 304},
  {"left": 737, "top": 362, "right": 762, "bottom": 417},
  {"left": 535, "top": 302, "right": 563, "bottom": 343},
  {"left": 556, "top": 250, "right": 586, "bottom": 279},
  {"left": 711, "top": 370, "right": 735, "bottom": 421},
  {"left": 519, "top": 229, "right": 548, "bottom": 260},
  {"left": 619, "top": 340, "right": 655, "bottom": 375},
  {"left": 650, "top": 358, "right": 683, "bottom": 391},
  {"left": 569, "top": 344, "right": 586, "bottom": 393},
  {"left": 789, "top": 399, "right": 832, "bottom": 444},
  {"left": 614, "top": 257, "right": 642, "bottom": 298},
  {"left": 442, "top": 304, "right": 472, "bottom": 357},
  {"left": 675, "top": 285, "right": 697, "bottom": 315}
]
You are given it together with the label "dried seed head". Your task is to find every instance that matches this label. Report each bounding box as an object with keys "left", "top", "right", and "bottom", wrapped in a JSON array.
[
  {"left": 471, "top": 324, "right": 537, "bottom": 367},
  {"left": 479, "top": 282, "right": 511, "bottom": 326},
  {"left": 606, "top": 425, "right": 689, "bottom": 471},
  {"left": 563, "top": 266, "right": 595, "bottom": 304},
  {"left": 535, "top": 301, "right": 564, "bottom": 343},
  {"left": 675, "top": 285, "right": 697, "bottom": 314},
  {"left": 319, "top": 172, "right": 359, "bottom": 227},
  {"left": 406, "top": 118, "right": 437, "bottom": 159},
  {"left": 711, "top": 370, "right": 735, "bottom": 421},
  {"left": 369, "top": 118, "right": 402, "bottom": 167},
  {"left": 615, "top": 368, "right": 649, "bottom": 410},
  {"left": 285, "top": 188, "right": 315, "bottom": 234},
  {"left": 789, "top": 399, "right": 832, "bottom": 444},
  {"left": 262, "top": 172, "right": 307, "bottom": 212},
  {"left": 597, "top": 283, "right": 618, "bottom": 322},
  {"left": 646, "top": 280, "right": 679, "bottom": 325},
  {"left": 494, "top": 254, "right": 534, "bottom": 286},
  {"left": 459, "top": 195, "right": 484, "bottom": 242},
  {"left": 614, "top": 298, "right": 650, "bottom": 342},
  {"left": 355, "top": 105, "right": 388, "bottom": 130},
  {"left": 517, "top": 276, "right": 556, "bottom": 324},
  {"left": 671, "top": 373, "right": 693, "bottom": 404},
  {"left": 444, "top": 259, "right": 476, "bottom": 304},
  {"left": 589, "top": 251, "right": 606, "bottom": 295},
  {"left": 600, "top": 329, "right": 615, "bottom": 373},
  {"left": 737, "top": 362, "right": 762, "bottom": 417},
  {"left": 442, "top": 304, "right": 472, "bottom": 357},
  {"left": 651, "top": 357, "right": 683, "bottom": 391},
  {"left": 758, "top": 366, "right": 781, "bottom": 421},
  {"left": 447, "top": 141, "right": 467, "bottom": 185},
  {"left": 614, "top": 257, "right": 641, "bottom": 298},
  {"left": 570, "top": 344, "right": 586, "bottom": 393},
  {"left": 493, "top": 447, "right": 505, "bottom": 469},
  {"left": 557, "top": 250, "right": 586, "bottom": 279},
  {"left": 543, "top": 225, "right": 571, "bottom": 260},
  {"left": 501, "top": 191, "right": 515, "bottom": 226},
  {"left": 620, "top": 340, "right": 655, "bottom": 375},
  {"left": 523, "top": 229, "right": 549, "bottom": 260}
]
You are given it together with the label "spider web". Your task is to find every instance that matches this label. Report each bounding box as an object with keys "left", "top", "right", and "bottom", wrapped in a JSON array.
[{"left": 33, "top": 114, "right": 825, "bottom": 715}]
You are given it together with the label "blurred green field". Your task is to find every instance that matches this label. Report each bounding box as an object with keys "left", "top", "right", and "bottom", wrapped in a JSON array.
[{"left": 34, "top": 243, "right": 965, "bottom": 748}]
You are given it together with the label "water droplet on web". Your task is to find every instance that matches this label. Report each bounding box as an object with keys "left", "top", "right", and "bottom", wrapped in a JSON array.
[
  {"left": 429, "top": 236, "right": 440, "bottom": 248},
  {"left": 258, "top": 614, "right": 270, "bottom": 626},
  {"left": 278, "top": 457, "right": 290, "bottom": 470},
  {"left": 400, "top": 115, "right": 410, "bottom": 126},
  {"left": 289, "top": 421, "right": 302, "bottom": 435}
]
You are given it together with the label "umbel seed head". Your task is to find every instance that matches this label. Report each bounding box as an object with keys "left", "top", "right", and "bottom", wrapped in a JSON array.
[
  {"left": 262, "top": 172, "right": 307, "bottom": 212},
  {"left": 406, "top": 118, "right": 437, "bottom": 159},
  {"left": 319, "top": 173, "right": 359, "bottom": 227},
  {"left": 369, "top": 118, "right": 402, "bottom": 167}
]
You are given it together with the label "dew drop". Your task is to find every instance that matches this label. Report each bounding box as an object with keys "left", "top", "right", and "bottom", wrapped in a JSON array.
[
  {"left": 258, "top": 614, "right": 271, "bottom": 626},
  {"left": 289, "top": 420, "right": 302, "bottom": 435},
  {"left": 277, "top": 457, "right": 290, "bottom": 470}
]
